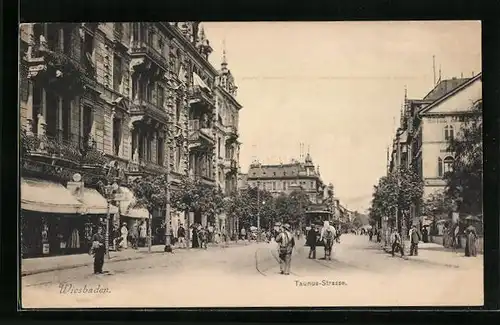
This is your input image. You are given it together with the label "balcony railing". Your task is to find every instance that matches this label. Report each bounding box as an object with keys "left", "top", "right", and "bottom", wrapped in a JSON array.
[
  {"left": 188, "top": 119, "right": 214, "bottom": 142},
  {"left": 130, "top": 41, "right": 169, "bottom": 70},
  {"left": 22, "top": 133, "right": 82, "bottom": 164},
  {"left": 140, "top": 160, "right": 169, "bottom": 174},
  {"left": 130, "top": 98, "right": 169, "bottom": 124},
  {"left": 189, "top": 85, "right": 215, "bottom": 108}
]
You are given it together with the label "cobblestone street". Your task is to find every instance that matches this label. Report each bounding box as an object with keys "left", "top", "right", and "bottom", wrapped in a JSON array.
[{"left": 22, "top": 234, "right": 483, "bottom": 308}]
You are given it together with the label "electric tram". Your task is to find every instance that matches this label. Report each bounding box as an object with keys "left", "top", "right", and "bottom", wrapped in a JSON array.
[{"left": 304, "top": 204, "right": 334, "bottom": 247}]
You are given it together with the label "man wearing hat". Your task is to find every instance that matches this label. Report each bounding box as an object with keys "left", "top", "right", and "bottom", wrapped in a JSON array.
[
  {"left": 409, "top": 224, "right": 422, "bottom": 256},
  {"left": 275, "top": 223, "right": 295, "bottom": 275}
]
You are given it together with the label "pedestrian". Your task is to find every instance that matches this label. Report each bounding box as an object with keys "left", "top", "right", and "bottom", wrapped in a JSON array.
[
  {"left": 276, "top": 223, "right": 295, "bottom": 275},
  {"left": 139, "top": 221, "right": 147, "bottom": 247},
  {"left": 464, "top": 219, "right": 478, "bottom": 257},
  {"left": 240, "top": 227, "right": 247, "bottom": 241},
  {"left": 368, "top": 229, "right": 373, "bottom": 241},
  {"left": 130, "top": 221, "right": 139, "bottom": 249},
  {"left": 199, "top": 226, "right": 208, "bottom": 249},
  {"left": 120, "top": 222, "right": 128, "bottom": 249},
  {"left": 376, "top": 228, "right": 381, "bottom": 243},
  {"left": 422, "top": 226, "right": 429, "bottom": 243},
  {"left": 390, "top": 227, "right": 404, "bottom": 257},
  {"left": 177, "top": 224, "right": 186, "bottom": 248},
  {"left": 90, "top": 225, "right": 106, "bottom": 274},
  {"left": 191, "top": 224, "right": 200, "bottom": 248},
  {"left": 320, "top": 221, "right": 336, "bottom": 260},
  {"left": 306, "top": 224, "right": 318, "bottom": 259},
  {"left": 409, "top": 224, "right": 422, "bottom": 256}
]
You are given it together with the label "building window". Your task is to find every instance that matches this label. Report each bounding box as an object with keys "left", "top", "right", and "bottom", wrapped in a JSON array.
[
  {"left": 157, "top": 85, "right": 164, "bottom": 108},
  {"left": 157, "top": 138, "right": 164, "bottom": 166},
  {"left": 438, "top": 157, "right": 443, "bottom": 177},
  {"left": 62, "top": 98, "right": 71, "bottom": 141},
  {"left": 112, "top": 117, "right": 122, "bottom": 156},
  {"left": 146, "top": 82, "right": 154, "bottom": 102},
  {"left": 311, "top": 181, "right": 314, "bottom": 189},
  {"left": 443, "top": 156, "right": 454, "bottom": 174},
  {"left": 63, "top": 28, "right": 72, "bottom": 54},
  {"left": 273, "top": 172, "right": 276, "bottom": 176},
  {"left": 444, "top": 125, "right": 454, "bottom": 141},
  {"left": 82, "top": 105, "right": 93, "bottom": 148},
  {"left": 272, "top": 182, "right": 276, "bottom": 190},
  {"left": 284, "top": 171, "right": 287, "bottom": 176},
  {"left": 131, "top": 23, "right": 139, "bottom": 43},
  {"left": 114, "top": 23, "right": 123, "bottom": 37},
  {"left": 82, "top": 31, "right": 95, "bottom": 74},
  {"left": 147, "top": 29, "right": 155, "bottom": 46},
  {"left": 283, "top": 181, "right": 287, "bottom": 191},
  {"left": 175, "top": 98, "right": 182, "bottom": 123},
  {"left": 157, "top": 37, "right": 164, "bottom": 53},
  {"left": 113, "top": 55, "right": 123, "bottom": 92}
]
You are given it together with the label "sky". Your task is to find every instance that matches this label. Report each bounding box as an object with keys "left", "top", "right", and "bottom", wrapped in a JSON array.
[{"left": 203, "top": 21, "right": 481, "bottom": 213}]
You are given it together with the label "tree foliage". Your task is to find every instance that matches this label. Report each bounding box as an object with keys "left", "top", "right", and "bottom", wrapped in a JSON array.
[
  {"left": 129, "top": 174, "right": 169, "bottom": 215},
  {"left": 421, "top": 190, "right": 454, "bottom": 219},
  {"left": 169, "top": 176, "right": 225, "bottom": 220},
  {"left": 369, "top": 165, "right": 423, "bottom": 227},
  {"left": 445, "top": 100, "right": 482, "bottom": 215}
]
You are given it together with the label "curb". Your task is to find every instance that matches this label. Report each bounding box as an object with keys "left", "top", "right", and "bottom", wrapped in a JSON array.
[
  {"left": 382, "top": 246, "right": 460, "bottom": 268},
  {"left": 21, "top": 241, "right": 246, "bottom": 277}
]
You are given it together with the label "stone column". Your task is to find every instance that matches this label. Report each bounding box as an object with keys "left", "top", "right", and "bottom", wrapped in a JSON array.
[
  {"left": 25, "top": 81, "right": 34, "bottom": 135},
  {"left": 56, "top": 96, "right": 63, "bottom": 141},
  {"left": 151, "top": 131, "right": 157, "bottom": 164},
  {"left": 110, "top": 107, "right": 116, "bottom": 155}
]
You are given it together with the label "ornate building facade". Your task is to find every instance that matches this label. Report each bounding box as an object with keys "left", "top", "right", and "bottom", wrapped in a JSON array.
[
  {"left": 20, "top": 22, "right": 236, "bottom": 257},
  {"left": 245, "top": 153, "right": 325, "bottom": 204}
]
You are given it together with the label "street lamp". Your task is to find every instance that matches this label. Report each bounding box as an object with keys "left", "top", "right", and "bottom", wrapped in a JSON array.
[{"left": 103, "top": 181, "right": 119, "bottom": 260}]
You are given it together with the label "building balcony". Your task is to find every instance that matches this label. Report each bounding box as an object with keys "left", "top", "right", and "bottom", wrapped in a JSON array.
[
  {"left": 22, "top": 133, "right": 82, "bottom": 166},
  {"left": 223, "top": 158, "right": 238, "bottom": 170},
  {"left": 139, "top": 160, "right": 169, "bottom": 175},
  {"left": 130, "top": 98, "right": 169, "bottom": 125},
  {"left": 200, "top": 175, "right": 216, "bottom": 186},
  {"left": 188, "top": 119, "right": 215, "bottom": 148},
  {"left": 130, "top": 41, "right": 169, "bottom": 70},
  {"left": 25, "top": 41, "right": 98, "bottom": 93},
  {"left": 188, "top": 85, "right": 215, "bottom": 109}
]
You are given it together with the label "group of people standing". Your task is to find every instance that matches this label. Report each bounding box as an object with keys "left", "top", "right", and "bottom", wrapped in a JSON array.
[
  {"left": 305, "top": 221, "right": 338, "bottom": 260},
  {"left": 115, "top": 221, "right": 148, "bottom": 250}
]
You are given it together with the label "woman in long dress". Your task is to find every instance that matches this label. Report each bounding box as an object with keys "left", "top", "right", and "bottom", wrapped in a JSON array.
[
  {"left": 191, "top": 224, "right": 200, "bottom": 248},
  {"left": 464, "top": 221, "right": 478, "bottom": 257}
]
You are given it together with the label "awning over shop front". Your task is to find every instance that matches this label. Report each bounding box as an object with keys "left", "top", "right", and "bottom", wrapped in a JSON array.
[
  {"left": 21, "top": 178, "right": 84, "bottom": 214},
  {"left": 79, "top": 188, "right": 118, "bottom": 215},
  {"left": 118, "top": 187, "right": 150, "bottom": 219}
]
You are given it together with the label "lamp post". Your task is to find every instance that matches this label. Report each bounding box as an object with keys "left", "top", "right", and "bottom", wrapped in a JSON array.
[{"left": 104, "top": 182, "right": 119, "bottom": 260}]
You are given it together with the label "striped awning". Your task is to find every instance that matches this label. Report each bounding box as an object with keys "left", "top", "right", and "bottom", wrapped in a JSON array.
[{"left": 21, "top": 178, "right": 84, "bottom": 214}]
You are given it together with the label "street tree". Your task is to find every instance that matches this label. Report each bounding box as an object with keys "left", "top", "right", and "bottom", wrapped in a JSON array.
[
  {"left": 394, "top": 165, "right": 424, "bottom": 233},
  {"left": 369, "top": 175, "right": 398, "bottom": 227},
  {"left": 445, "top": 100, "right": 482, "bottom": 216},
  {"left": 170, "top": 176, "right": 225, "bottom": 226},
  {"left": 129, "top": 174, "right": 169, "bottom": 252}
]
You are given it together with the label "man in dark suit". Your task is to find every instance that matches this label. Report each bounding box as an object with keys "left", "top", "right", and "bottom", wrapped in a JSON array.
[
  {"left": 306, "top": 225, "right": 319, "bottom": 259},
  {"left": 409, "top": 224, "right": 422, "bottom": 256}
]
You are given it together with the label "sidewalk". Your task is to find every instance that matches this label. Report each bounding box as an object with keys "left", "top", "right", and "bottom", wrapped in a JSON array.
[
  {"left": 22, "top": 240, "right": 248, "bottom": 276},
  {"left": 382, "top": 241, "right": 483, "bottom": 269}
]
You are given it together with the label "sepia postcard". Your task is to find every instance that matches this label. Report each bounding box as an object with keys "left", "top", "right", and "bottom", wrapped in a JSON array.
[{"left": 19, "top": 21, "right": 483, "bottom": 308}]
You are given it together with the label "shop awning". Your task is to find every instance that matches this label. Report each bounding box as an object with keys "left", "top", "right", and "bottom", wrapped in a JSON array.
[
  {"left": 80, "top": 188, "right": 118, "bottom": 215},
  {"left": 118, "top": 186, "right": 150, "bottom": 219},
  {"left": 21, "top": 178, "right": 84, "bottom": 214}
]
